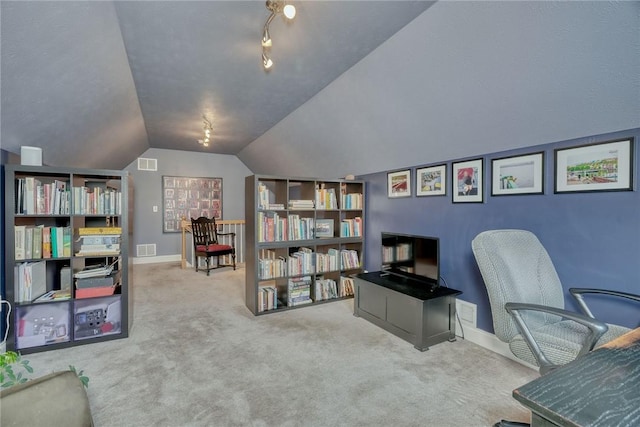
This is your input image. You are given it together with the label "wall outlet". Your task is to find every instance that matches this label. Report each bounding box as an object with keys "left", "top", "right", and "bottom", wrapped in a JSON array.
[{"left": 153, "top": 206, "right": 158, "bottom": 212}]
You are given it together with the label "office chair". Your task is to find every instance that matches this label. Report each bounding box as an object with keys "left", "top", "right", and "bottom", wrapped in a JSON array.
[
  {"left": 472, "top": 229, "right": 639, "bottom": 374},
  {"left": 191, "top": 216, "right": 236, "bottom": 275},
  {"left": 472, "top": 229, "right": 639, "bottom": 426}
]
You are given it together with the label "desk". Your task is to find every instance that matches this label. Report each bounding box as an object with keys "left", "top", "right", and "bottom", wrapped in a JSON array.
[
  {"left": 513, "top": 327, "right": 640, "bottom": 427},
  {"left": 353, "top": 272, "right": 461, "bottom": 351}
]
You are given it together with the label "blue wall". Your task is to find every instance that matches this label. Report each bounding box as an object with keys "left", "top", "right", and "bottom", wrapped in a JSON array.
[{"left": 360, "top": 128, "right": 640, "bottom": 332}]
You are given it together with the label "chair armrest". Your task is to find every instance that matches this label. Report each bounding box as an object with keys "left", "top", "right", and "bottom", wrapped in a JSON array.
[
  {"left": 216, "top": 231, "right": 236, "bottom": 237},
  {"left": 569, "top": 288, "right": 640, "bottom": 318},
  {"left": 505, "top": 302, "right": 608, "bottom": 374}
]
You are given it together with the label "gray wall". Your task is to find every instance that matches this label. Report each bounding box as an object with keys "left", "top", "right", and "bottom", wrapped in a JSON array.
[
  {"left": 124, "top": 148, "right": 252, "bottom": 257},
  {"left": 239, "top": 1, "right": 640, "bottom": 178}
]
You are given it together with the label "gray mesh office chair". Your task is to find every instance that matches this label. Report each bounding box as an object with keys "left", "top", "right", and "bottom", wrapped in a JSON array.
[{"left": 472, "top": 229, "right": 639, "bottom": 377}]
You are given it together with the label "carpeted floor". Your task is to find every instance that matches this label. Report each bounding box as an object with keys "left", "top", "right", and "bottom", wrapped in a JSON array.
[{"left": 24, "top": 262, "right": 537, "bottom": 426}]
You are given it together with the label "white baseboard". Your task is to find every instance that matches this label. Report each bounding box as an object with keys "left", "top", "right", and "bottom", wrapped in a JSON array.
[
  {"left": 457, "top": 325, "right": 537, "bottom": 371},
  {"left": 132, "top": 254, "right": 182, "bottom": 265}
]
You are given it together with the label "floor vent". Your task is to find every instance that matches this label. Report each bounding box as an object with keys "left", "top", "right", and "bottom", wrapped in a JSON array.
[
  {"left": 136, "top": 244, "right": 157, "bottom": 257},
  {"left": 137, "top": 158, "right": 158, "bottom": 171}
]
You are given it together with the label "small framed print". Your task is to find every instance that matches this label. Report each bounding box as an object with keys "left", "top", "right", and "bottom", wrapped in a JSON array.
[
  {"left": 452, "top": 158, "right": 483, "bottom": 203},
  {"left": 315, "top": 219, "right": 334, "bottom": 238},
  {"left": 416, "top": 164, "right": 447, "bottom": 196},
  {"left": 555, "top": 138, "right": 634, "bottom": 193},
  {"left": 492, "top": 152, "right": 544, "bottom": 196},
  {"left": 388, "top": 169, "right": 411, "bottom": 198}
]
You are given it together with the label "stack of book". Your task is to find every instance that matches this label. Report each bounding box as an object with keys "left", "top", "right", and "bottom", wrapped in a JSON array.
[
  {"left": 288, "top": 199, "right": 315, "bottom": 209},
  {"left": 74, "top": 261, "right": 120, "bottom": 299},
  {"left": 287, "top": 276, "right": 312, "bottom": 306},
  {"left": 75, "top": 227, "right": 122, "bottom": 256}
]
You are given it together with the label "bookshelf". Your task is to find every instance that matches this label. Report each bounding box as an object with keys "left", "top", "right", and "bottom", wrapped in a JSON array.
[
  {"left": 3, "top": 164, "right": 133, "bottom": 353},
  {"left": 245, "top": 175, "right": 365, "bottom": 315}
]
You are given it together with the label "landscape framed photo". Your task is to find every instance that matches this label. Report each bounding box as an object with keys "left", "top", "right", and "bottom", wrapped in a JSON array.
[
  {"left": 452, "top": 158, "right": 483, "bottom": 203},
  {"left": 388, "top": 169, "right": 411, "bottom": 198},
  {"left": 491, "top": 152, "right": 544, "bottom": 196},
  {"left": 416, "top": 164, "right": 447, "bottom": 196},
  {"left": 315, "top": 219, "right": 334, "bottom": 238},
  {"left": 162, "top": 175, "right": 222, "bottom": 232},
  {"left": 554, "top": 138, "right": 634, "bottom": 193}
]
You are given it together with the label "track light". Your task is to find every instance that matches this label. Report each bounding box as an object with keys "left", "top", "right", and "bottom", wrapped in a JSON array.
[
  {"left": 197, "top": 116, "right": 213, "bottom": 148},
  {"left": 262, "top": 52, "right": 273, "bottom": 69},
  {"left": 261, "top": 0, "right": 295, "bottom": 70}
]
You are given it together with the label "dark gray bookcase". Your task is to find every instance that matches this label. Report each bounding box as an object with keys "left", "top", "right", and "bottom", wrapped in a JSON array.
[
  {"left": 3, "top": 164, "right": 133, "bottom": 353},
  {"left": 245, "top": 175, "right": 365, "bottom": 315}
]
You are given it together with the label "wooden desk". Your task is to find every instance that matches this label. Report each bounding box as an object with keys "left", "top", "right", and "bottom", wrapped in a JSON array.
[{"left": 513, "top": 327, "right": 640, "bottom": 427}]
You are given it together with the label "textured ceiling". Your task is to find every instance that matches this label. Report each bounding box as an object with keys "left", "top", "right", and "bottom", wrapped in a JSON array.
[
  {"left": 2, "top": 1, "right": 638, "bottom": 177},
  {"left": 1, "top": 1, "right": 434, "bottom": 169}
]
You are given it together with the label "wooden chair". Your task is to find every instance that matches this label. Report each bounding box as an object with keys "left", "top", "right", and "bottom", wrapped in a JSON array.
[{"left": 190, "top": 216, "right": 236, "bottom": 275}]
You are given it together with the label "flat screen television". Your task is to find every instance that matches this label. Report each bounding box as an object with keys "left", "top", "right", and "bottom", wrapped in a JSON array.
[{"left": 381, "top": 232, "right": 439, "bottom": 286}]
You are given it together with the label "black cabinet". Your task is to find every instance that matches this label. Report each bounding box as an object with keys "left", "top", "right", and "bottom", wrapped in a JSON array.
[{"left": 353, "top": 272, "right": 461, "bottom": 351}]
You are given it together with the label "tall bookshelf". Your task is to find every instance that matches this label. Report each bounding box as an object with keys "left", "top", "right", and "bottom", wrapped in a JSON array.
[
  {"left": 3, "top": 164, "right": 133, "bottom": 354},
  {"left": 245, "top": 175, "right": 365, "bottom": 315}
]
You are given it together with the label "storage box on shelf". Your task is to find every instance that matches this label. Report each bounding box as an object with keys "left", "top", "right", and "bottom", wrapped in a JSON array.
[
  {"left": 245, "top": 175, "right": 365, "bottom": 315},
  {"left": 4, "top": 165, "right": 132, "bottom": 353}
]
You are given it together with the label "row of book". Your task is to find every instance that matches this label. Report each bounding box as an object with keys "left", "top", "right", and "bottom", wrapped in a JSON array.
[
  {"left": 315, "top": 277, "right": 355, "bottom": 301},
  {"left": 257, "top": 183, "right": 285, "bottom": 210},
  {"left": 72, "top": 186, "right": 122, "bottom": 215},
  {"left": 15, "top": 177, "right": 70, "bottom": 215},
  {"left": 341, "top": 193, "right": 363, "bottom": 210},
  {"left": 258, "top": 284, "right": 278, "bottom": 312},
  {"left": 315, "top": 187, "right": 338, "bottom": 210},
  {"left": 258, "top": 211, "right": 289, "bottom": 242},
  {"left": 340, "top": 217, "right": 363, "bottom": 237},
  {"left": 258, "top": 248, "right": 361, "bottom": 279},
  {"left": 257, "top": 276, "right": 355, "bottom": 313},
  {"left": 15, "top": 225, "right": 71, "bottom": 260}
]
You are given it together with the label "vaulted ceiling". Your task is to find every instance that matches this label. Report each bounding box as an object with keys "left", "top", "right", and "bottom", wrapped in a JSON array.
[{"left": 2, "top": 1, "right": 639, "bottom": 178}]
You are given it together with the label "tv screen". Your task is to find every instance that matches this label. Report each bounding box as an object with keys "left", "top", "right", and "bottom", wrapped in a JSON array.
[{"left": 381, "top": 232, "right": 439, "bottom": 285}]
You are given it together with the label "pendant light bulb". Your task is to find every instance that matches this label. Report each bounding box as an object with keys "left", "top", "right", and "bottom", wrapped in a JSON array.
[
  {"left": 283, "top": 4, "right": 296, "bottom": 19},
  {"left": 262, "top": 53, "right": 273, "bottom": 69}
]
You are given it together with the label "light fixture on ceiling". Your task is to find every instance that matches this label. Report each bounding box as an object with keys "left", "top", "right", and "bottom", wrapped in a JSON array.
[
  {"left": 261, "top": 0, "right": 296, "bottom": 70},
  {"left": 197, "top": 116, "right": 213, "bottom": 148}
]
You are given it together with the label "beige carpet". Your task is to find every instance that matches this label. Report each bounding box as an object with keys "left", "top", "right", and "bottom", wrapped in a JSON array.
[{"left": 24, "top": 263, "right": 537, "bottom": 426}]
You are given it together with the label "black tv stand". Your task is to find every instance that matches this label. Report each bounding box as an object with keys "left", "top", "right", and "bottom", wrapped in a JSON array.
[{"left": 353, "top": 271, "right": 461, "bottom": 351}]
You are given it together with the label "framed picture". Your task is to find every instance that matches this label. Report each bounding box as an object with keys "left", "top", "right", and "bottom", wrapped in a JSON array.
[
  {"left": 416, "top": 164, "right": 447, "bottom": 196},
  {"left": 315, "top": 219, "right": 334, "bottom": 238},
  {"left": 491, "top": 152, "right": 544, "bottom": 196},
  {"left": 162, "top": 175, "right": 223, "bottom": 232},
  {"left": 388, "top": 169, "right": 411, "bottom": 198},
  {"left": 452, "top": 158, "right": 483, "bottom": 203},
  {"left": 554, "top": 138, "right": 634, "bottom": 193}
]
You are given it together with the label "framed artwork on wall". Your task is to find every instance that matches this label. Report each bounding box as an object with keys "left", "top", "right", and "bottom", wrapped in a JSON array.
[
  {"left": 162, "top": 175, "right": 222, "bottom": 232},
  {"left": 416, "top": 164, "right": 447, "bottom": 196},
  {"left": 554, "top": 138, "right": 634, "bottom": 193},
  {"left": 387, "top": 169, "right": 411, "bottom": 198},
  {"left": 452, "top": 158, "right": 483, "bottom": 203},
  {"left": 491, "top": 152, "right": 544, "bottom": 196}
]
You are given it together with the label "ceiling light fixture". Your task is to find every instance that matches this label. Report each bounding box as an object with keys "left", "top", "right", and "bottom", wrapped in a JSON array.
[
  {"left": 197, "top": 116, "right": 213, "bottom": 148},
  {"left": 261, "top": 0, "right": 295, "bottom": 70}
]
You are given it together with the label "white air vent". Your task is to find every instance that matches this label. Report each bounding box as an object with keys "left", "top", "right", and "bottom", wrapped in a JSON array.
[
  {"left": 136, "top": 244, "right": 156, "bottom": 257},
  {"left": 137, "top": 158, "right": 157, "bottom": 171},
  {"left": 456, "top": 300, "right": 477, "bottom": 328}
]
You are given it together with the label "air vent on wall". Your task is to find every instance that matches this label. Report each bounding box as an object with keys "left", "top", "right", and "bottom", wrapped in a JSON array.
[
  {"left": 137, "top": 158, "right": 158, "bottom": 171},
  {"left": 136, "top": 244, "right": 156, "bottom": 257}
]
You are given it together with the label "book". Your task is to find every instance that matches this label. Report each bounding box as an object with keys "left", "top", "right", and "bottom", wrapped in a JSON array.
[
  {"left": 42, "top": 226, "right": 52, "bottom": 258},
  {"left": 78, "top": 227, "right": 122, "bottom": 236},
  {"left": 62, "top": 226, "right": 71, "bottom": 257},
  {"left": 25, "top": 226, "right": 34, "bottom": 259},
  {"left": 32, "top": 225, "right": 43, "bottom": 259},
  {"left": 14, "top": 225, "right": 26, "bottom": 260}
]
